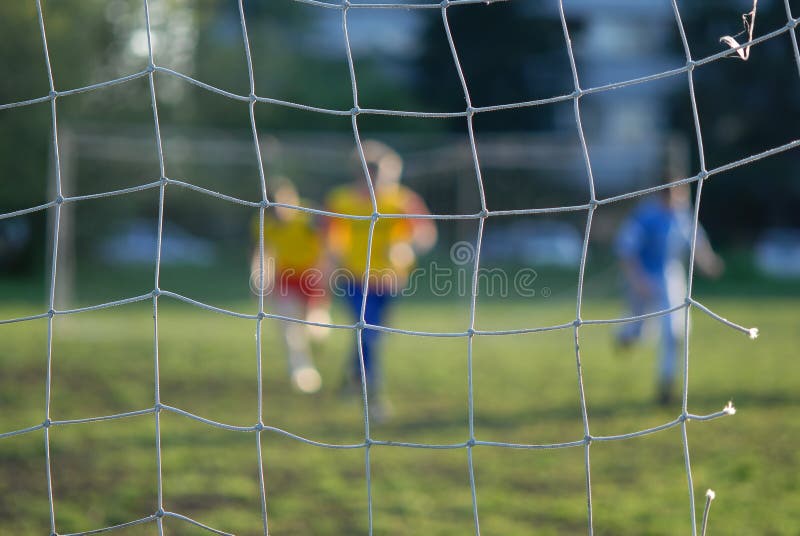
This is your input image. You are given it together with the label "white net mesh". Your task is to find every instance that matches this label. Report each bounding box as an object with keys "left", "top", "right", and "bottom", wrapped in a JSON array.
[{"left": 3, "top": 0, "right": 793, "bottom": 534}]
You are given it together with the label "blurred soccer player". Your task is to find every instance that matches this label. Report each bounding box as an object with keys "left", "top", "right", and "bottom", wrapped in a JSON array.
[
  {"left": 615, "top": 181, "right": 723, "bottom": 405},
  {"left": 326, "top": 140, "right": 437, "bottom": 420},
  {"left": 251, "top": 178, "right": 330, "bottom": 394}
]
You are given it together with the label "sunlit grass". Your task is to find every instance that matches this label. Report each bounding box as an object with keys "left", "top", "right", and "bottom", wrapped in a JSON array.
[{"left": 0, "top": 296, "right": 798, "bottom": 535}]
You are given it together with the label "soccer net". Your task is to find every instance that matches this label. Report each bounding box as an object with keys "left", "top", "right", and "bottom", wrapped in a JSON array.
[{"left": 4, "top": 0, "right": 794, "bottom": 534}]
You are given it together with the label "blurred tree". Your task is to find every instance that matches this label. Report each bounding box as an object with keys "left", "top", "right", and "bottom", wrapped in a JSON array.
[
  {"left": 3, "top": 1, "right": 798, "bottom": 264},
  {"left": 414, "top": 3, "right": 573, "bottom": 129},
  {"left": 0, "top": 4, "right": 52, "bottom": 215},
  {"left": 670, "top": 2, "right": 800, "bottom": 244},
  {"left": 0, "top": 0, "right": 197, "bottom": 212},
  {"left": 0, "top": 1, "right": 194, "bottom": 274}
]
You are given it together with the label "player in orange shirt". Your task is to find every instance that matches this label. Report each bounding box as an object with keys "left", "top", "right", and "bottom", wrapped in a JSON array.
[
  {"left": 251, "top": 178, "right": 330, "bottom": 393},
  {"left": 326, "top": 141, "right": 436, "bottom": 418}
]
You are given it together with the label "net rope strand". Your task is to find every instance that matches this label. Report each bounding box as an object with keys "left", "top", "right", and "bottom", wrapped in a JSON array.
[
  {"left": 8, "top": 141, "right": 800, "bottom": 223},
  {"left": 556, "top": 0, "right": 598, "bottom": 530},
  {"left": 142, "top": 1, "right": 170, "bottom": 534},
  {"left": 4, "top": 13, "right": 798, "bottom": 118},
  {"left": 234, "top": 1, "right": 271, "bottom": 533},
  {"left": 340, "top": 3, "right": 381, "bottom": 532},
  {"left": 784, "top": 0, "right": 800, "bottom": 77},
  {"left": 4, "top": 0, "right": 780, "bottom": 534},
  {"left": 439, "top": 3, "right": 489, "bottom": 533},
  {"left": 33, "top": 0, "right": 60, "bottom": 533},
  {"left": 670, "top": 2, "right": 706, "bottom": 533}
]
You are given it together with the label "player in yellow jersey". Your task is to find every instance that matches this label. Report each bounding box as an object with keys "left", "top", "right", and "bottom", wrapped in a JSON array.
[
  {"left": 250, "top": 178, "right": 330, "bottom": 394},
  {"left": 326, "top": 140, "right": 436, "bottom": 418}
]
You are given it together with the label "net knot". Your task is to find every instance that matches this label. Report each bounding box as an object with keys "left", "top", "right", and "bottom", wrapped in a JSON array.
[
  {"left": 466, "top": 438, "right": 476, "bottom": 447},
  {"left": 152, "top": 288, "right": 161, "bottom": 298},
  {"left": 698, "top": 170, "right": 709, "bottom": 181},
  {"left": 355, "top": 320, "right": 366, "bottom": 330},
  {"left": 466, "top": 106, "right": 475, "bottom": 116},
  {"left": 686, "top": 59, "right": 697, "bottom": 70},
  {"left": 478, "top": 209, "right": 489, "bottom": 219},
  {"left": 249, "top": 93, "right": 257, "bottom": 103},
  {"left": 55, "top": 195, "right": 64, "bottom": 205},
  {"left": 573, "top": 88, "right": 585, "bottom": 99},
  {"left": 48, "top": 309, "right": 55, "bottom": 318},
  {"left": 43, "top": 418, "right": 52, "bottom": 428},
  {"left": 260, "top": 199, "right": 270, "bottom": 209},
  {"left": 154, "top": 403, "right": 163, "bottom": 412},
  {"left": 466, "top": 328, "right": 476, "bottom": 337},
  {"left": 254, "top": 422, "right": 264, "bottom": 432},
  {"left": 49, "top": 90, "right": 58, "bottom": 100},
  {"left": 440, "top": 0, "right": 450, "bottom": 7},
  {"left": 584, "top": 434, "right": 593, "bottom": 444},
  {"left": 155, "top": 508, "right": 165, "bottom": 518},
  {"left": 341, "top": 0, "right": 351, "bottom": 8},
  {"left": 371, "top": 212, "right": 380, "bottom": 221},
  {"left": 351, "top": 106, "right": 361, "bottom": 116},
  {"left": 147, "top": 63, "right": 156, "bottom": 74}
]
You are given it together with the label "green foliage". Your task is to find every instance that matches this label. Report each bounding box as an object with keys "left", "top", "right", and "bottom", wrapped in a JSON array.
[
  {"left": 414, "top": 3, "right": 573, "bottom": 127},
  {"left": 671, "top": 3, "right": 800, "bottom": 243}
]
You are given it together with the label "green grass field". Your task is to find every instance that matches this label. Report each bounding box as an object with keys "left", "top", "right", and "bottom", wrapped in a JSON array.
[{"left": 1, "top": 295, "right": 798, "bottom": 535}]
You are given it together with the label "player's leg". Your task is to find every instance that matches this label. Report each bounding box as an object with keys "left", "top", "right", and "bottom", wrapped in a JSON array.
[
  {"left": 305, "top": 295, "right": 332, "bottom": 342},
  {"left": 346, "top": 286, "right": 381, "bottom": 389},
  {"left": 616, "top": 282, "right": 646, "bottom": 349},
  {"left": 343, "top": 285, "right": 393, "bottom": 420},
  {"left": 361, "top": 291, "right": 392, "bottom": 387},
  {"left": 361, "top": 291, "right": 393, "bottom": 421},
  {"left": 279, "top": 292, "right": 321, "bottom": 393},
  {"left": 655, "top": 272, "right": 679, "bottom": 405},
  {"left": 656, "top": 315, "right": 677, "bottom": 404},
  {"left": 666, "top": 260, "right": 688, "bottom": 340},
  {"left": 343, "top": 286, "right": 367, "bottom": 390}
]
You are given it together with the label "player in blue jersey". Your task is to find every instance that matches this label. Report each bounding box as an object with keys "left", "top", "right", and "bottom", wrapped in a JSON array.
[{"left": 615, "top": 181, "right": 723, "bottom": 405}]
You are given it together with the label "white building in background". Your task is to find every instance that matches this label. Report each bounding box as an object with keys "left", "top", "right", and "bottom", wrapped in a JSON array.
[
  {"left": 539, "top": 0, "right": 687, "bottom": 191},
  {"left": 311, "top": 1, "right": 687, "bottom": 192}
]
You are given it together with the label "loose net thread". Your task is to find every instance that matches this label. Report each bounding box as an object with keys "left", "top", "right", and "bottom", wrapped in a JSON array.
[{"left": 2, "top": 0, "right": 792, "bottom": 534}]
